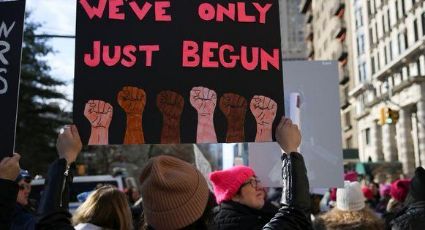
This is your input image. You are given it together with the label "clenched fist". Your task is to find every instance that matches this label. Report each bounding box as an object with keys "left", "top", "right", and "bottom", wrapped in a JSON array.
[
  {"left": 190, "top": 86, "right": 217, "bottom": 143},
  {"left": 117, "top": 86, "right": 146, "bottom": 144},
  {"left": 117, "top": 86, "right": 146, "bottom": 115},
  {"left": 219, "top": 93, "right": 247, "bottom": 142},
  {"left": 190, "top": 86, "right": 217, "bottom": 117},
  {"left": 157, "top": 90, "right": 184, "bottom": 120},
  {"left": 250, "top": 95, "right": 277, "bottom": 142},
  {"left": 84, "top": 100, "right": 113, "bottom": 129},
  {"left": 84, "top": 100, "right": 113, "bottom": 145},
  {"left": 157, "top": 90, "right": 184, "bottom": 143}
]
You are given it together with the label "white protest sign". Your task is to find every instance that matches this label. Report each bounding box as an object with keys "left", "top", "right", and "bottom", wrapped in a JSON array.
[{"left": 249, "top": 61, "right": 344, "bottom": 188}]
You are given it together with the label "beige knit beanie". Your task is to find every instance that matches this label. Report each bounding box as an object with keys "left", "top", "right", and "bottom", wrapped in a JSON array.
[{"left": 140, "top": 155, "right": 209, "bottom": 230}]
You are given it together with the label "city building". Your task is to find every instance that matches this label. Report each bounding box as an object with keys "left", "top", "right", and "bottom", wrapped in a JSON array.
[
  {"left": 349, "top": 0, "right": 425, "bottom": 176},
  {"left": 279, "top": 0, "right": 307, "bottom": 60},
  {"left": 300, "top": 0, "right": 359, "bottom": 150}
]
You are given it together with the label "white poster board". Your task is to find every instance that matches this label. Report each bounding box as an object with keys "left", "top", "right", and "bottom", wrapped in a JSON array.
[{"left": 249, "top": 61, "right": 344, "bottom": 188}]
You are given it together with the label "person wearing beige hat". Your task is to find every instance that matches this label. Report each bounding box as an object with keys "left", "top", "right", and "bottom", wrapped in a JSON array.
[
  {"left": 140, "top": 116, "right": 314, "bottom": 230},
  {"left": 313, "top": 181, "right": 384, "bottom": 230}
]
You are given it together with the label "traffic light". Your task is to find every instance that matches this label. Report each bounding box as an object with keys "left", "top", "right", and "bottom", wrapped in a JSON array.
[
  {"left": 387, "top": 108, "right": 399, "bottom": 124},
  {"left": 378, "top": 107, "right": 399, "bottom": 125}
]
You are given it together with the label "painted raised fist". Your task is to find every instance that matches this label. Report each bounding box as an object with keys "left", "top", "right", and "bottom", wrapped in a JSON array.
[
  {"left": 84, "top": 100, "right": 113, "bottom": 129},
  {"left": 190, "top": 86, "right": 217, "bottom": 117},
  {"left": 117, "top": 86, "right": 146, "bottom": 115}
]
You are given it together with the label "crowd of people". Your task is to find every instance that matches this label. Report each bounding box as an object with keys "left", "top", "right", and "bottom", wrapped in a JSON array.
[{"left": 1, "top": 116, "right": 424, "bottom": 230}]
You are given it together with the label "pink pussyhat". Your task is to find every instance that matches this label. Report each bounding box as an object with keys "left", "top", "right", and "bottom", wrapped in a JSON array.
[{"left": 209, "top": 165, "right": 255, "bottom": 204}]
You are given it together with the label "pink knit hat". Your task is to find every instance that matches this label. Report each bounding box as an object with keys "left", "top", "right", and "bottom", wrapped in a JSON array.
[
  {"left": 391, "top": 179, "right": 411, "bottom": 202},
  {"left": 209, "top": 165, "right": 255, "bottom": 204}
]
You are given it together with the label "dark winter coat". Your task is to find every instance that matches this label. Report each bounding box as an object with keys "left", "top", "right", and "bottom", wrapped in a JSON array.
[
  {"left": 390, "top": 201, "right": 425, "bottom": 230},
  {"left": 0, "top": 178, "right": 19, "bottom": 230},
  {"left": 36, "top": 158, "right": 76, "bottom": 230},
  {"left": 11, "top": 203, "right": 36, "bottom": 230},
  {"left": 212, "top": 200, "right": 277, "bottom": 230},
  {"left": 313, "top": 207, "right": 384, "bottom": 230}
]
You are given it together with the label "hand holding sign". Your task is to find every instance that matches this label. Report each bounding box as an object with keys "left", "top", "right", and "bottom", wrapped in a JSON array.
[
  {"left": 157, "top": 90, "right": 184, "bottom": 143},
  {"left": 84, "top": 100, "right": 113, "bottom": 145},
  {"left": 190, "top": 86, "right": 217, "bottom": 143},
  {"left": 250, "top": 95, "right": 277, "bottom": 142},
  {"left": 219, "top": 93, "right": 247, "bottom": 142},
  {"left": 117, "top": 86, "right": 146, "bottom": 144}
]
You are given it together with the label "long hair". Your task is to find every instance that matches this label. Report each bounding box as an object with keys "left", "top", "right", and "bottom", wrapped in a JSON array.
[
  {"left": 72, "top": 185, "right": 132, "bottom": 230},
  {"left": 316, "top": 207, "right": 384, "bottom": 230}
]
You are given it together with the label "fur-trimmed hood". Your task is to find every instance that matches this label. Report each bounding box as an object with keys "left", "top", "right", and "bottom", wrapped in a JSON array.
[{"left": 313, "top": 207, "right": 384, "bottom": 230}]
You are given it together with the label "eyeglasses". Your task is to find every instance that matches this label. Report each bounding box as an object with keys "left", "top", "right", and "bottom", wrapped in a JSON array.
[
  {"left": 240, "top": 178, "right": 262, "bottom": 190},
  {"left": 18, "top": 184, "right": 31, "bottom": 191}
]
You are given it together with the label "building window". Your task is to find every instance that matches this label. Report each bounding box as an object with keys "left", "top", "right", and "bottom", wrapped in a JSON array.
[
  {"left": 389, "top": 40, "right": 393, "bottom": 61},
  {"left": 387, "top": 9, "right": 391, "bottom": 28},
  {"left": 371, "top": 57, "right": 376, "bottom": 74},
  {"left": 355, "top": 8, "right": 363, "bottom": 28},
  {"left": 414, "top": 19, "right": 419, "bottom": 42},
  {"left": 401, "top": 0, "right": 406, "bottom": 17},
  {"left": 384, "top": 45, "right": 388, "bottom": 65},
  {"left": 422, "top": 13, "right": 425, "bottom": 36},
  {"left": 382, "top": 15, "right": 386, "bottom": 34},
  {"left": 364, "top": 128, "right": 371, "bottom": 146},
  {"left": 357, "top": 35, "right": 365, "bottom": 55},
  {"left": 345, "top": 112, "right": 352, "bottom": 128},
  {"left": 358, "top": 62, "right": 367, "bottom": 82},
  {"left": 395, "top": 0, "right": 400, "bottom": 20},
  {"left": 346, "top": 136, "right": 353, "bottom": 149}
]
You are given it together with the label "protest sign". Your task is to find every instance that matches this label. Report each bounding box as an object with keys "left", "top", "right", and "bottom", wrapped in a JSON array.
[
  {"left": 0, "top": 0, "right": 26, "bottom": 160},
  {"left": 74, "top": 0, "right": 284, "bottom": 145},
  {"left": 249, "top": 61, "right": 344, "bottom": 188}
]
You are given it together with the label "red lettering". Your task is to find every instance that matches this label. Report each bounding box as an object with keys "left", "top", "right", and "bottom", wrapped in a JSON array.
[
  {"left": 237, "top": 3, "right": 255, "bottom": 22},
  {"left": 155, "top": 1, "right": 172, "bottom": 21},
  {"left": 138, "top": 45, "right": 160, "bottom": 66},
  {"left": 260, "top": 49, "right": 280, "bottom": 70},
  {"left": 182, "top": 41, "right": 200, "bottom": 67},
  {"left": 182, "top": 41, "right": 280, "bottom": 71},
  {"left": 121, "top": 45, "right": 137, "bottom": 67},
  {"left": 219, "top": 45, "right": 238, "bottom": 68},
  {"left": 252, "top": 3, "right": 272, "bottom": 24},
  {"left": 79, "top": 0, "right": 107, "bottom": 19},
  {"left": 128, "top": 1, "right": 152, "bottom": 20},
  {"left": 202, "top": 42, "right": 219, "bottom": 68},
  {"left": 216, "top": 4, "right": 236, "bottom": 22},
  {"left": 109, "top": 0, "right": 125, "bottom": 20},
  {"left": 241, "top": 46, "right": 258, "bottom": 70},
  {"left": 198, "top": 3, "right": 215, "bottom": 21},
  {"left": 103, "top": 45, "right": 121, "bottom": 66},
  {"left": 84, "top": 40, "right": 101, "bottom": 67}
]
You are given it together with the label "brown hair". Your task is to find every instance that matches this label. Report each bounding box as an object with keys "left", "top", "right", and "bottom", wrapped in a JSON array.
[{"left": 72, "top": 185, "right": 132, "bottom": 230}]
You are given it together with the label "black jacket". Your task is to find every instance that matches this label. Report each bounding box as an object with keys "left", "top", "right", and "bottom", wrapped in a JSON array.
[
  {"left": 0, "top": 178, "right": 19, "bottom": 230},
  {"left": 211, "top": 152, "right": 312, "bottom": 230},
  {"left": 262, "top": 152, "right": 313, "bottom": 230},
  {"left": 36, "top": 159, "right": 75, "bottom": 230},
  {"left": 390, "top": 201, "right": 425, "bottom": 230},
  {"left": 212, "top": 200, "right": 277, "bottom": 230}
]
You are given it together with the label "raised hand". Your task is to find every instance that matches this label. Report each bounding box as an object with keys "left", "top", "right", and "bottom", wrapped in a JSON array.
[
  {"left": 117, "top": 86, "right": 146, "bottom": 144},
  {"left": 250, "top": 95, "right": 277, "bottom": 142},
  {"left": 190, "top": 86, "right": 217, "bottom": 143},
  {"left": 84, "top": 100, "right": 113, "bottom": 145},
  {"left": 57, "top": 125, "right": 82, "bottom": 164},
  {"left": 219, "top": 93, "right": 247, "bottom": 142},
  {"left": 157, "top": 90, "right": 184, "bottom": 143},
  {"left": 275, "top": 116, "right": 301, "bottom": 154},
  {"left": 0, "top": 153, "right": 21, "bottom": 181}
]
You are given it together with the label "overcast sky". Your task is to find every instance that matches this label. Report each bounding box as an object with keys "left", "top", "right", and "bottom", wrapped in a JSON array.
[{"left": 26, "top": 0, "right": 76, "bottom": 111}]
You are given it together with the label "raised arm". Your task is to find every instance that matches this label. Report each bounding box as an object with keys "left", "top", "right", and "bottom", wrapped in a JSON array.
[
  {"left": 263, "top": 117, "right": 312, "bottom": 230},
  {"left": 0, "top": 153, "right": 21, "bottom": 230},
  {"left": 36, "top": 125, "right": 82, "bottom": 230}
]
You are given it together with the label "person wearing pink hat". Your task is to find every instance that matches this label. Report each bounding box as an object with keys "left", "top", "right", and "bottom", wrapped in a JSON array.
[{"left": 209, "top": 117, "right": 313, "bottom": 230}]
